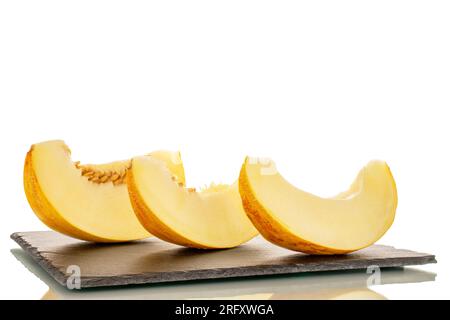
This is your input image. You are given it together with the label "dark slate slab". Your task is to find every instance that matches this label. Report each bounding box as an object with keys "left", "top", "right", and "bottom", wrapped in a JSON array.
[
  {"left": 9, "top": 248, "right": 437, "bottom": 300},
  {"left": 11, "top": 231, "right": 436, "bottom": 289}
]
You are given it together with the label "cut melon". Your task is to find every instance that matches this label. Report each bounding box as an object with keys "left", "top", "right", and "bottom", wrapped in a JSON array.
[
  {"left": 127, "top": 156, "right": 258, "bottom": 249},
  {"left": 24, "top": 140, "right": 185, "bottom": 242},
  {"left": 239, "top": 158, "right": 397, "bottom": 254}
]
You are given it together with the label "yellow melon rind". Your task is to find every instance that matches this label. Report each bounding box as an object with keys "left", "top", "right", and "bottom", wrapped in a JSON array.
[
  {"left": 238, "top": 159, "right": 349, "bottom": 255},
  {"left": 127, "top": 161, "right": 217, "bottom": 249},
  {"left": 24, "top": 147, "right": 113, "bottom": 242}
]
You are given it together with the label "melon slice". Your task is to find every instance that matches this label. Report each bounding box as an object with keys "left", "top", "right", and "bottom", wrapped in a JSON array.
[
  {"left": 239, "top": 158, "right": 397, "bottom": 254},
  {"left": 127, "top": 156, "right": 258, "bottom": 249},
  {"left": 24, "top": 140, "right": 185, "bottom": 242}
]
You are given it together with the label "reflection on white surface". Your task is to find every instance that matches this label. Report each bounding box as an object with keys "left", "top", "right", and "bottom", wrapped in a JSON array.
[{"left": 11, "top": 248, "right": 435, "bottom": 300}]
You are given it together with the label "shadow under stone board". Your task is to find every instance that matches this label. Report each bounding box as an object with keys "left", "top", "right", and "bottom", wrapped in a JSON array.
[{"left": 11, "top": 231, "right": 436, "bottom": 289}]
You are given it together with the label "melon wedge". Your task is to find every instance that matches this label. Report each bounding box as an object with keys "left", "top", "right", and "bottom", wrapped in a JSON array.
[
  {"left": 239, "top": 158, "right": 397, "bottom": 254},
  {"left": 24, "top": 140, "right": 185, "bottom": 242},
  {"left": 127, "top": 156, "right": 258, "bottom": 249}
]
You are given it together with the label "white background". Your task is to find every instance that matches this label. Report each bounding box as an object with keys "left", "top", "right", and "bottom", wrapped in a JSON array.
[{"left": 0, "top": 1, "right": 449, "bottom": 299}]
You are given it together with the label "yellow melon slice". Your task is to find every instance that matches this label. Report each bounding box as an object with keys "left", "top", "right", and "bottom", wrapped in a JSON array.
[
  {"left": 24, "top": 140, "right": 185, "bottom": 242},
  {"left": 127, "top": 156, "right": 258, "bottom": 249},
  {"left": 239, "top": 157, "right": 397, "bottom": 254}
]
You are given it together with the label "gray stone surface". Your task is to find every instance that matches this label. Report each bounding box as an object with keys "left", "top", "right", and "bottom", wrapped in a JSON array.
[{"left": 11, "top": 231, "right": 436, "bottom": 289}]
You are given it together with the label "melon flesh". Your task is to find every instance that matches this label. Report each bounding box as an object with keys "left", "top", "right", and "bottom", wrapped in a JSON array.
[
  {"left": 127, "top": 156, "right": 258, "bottom": 249},
  {"left": 24, "top": 140, "right": 184, "bottom": 242},
  {"left": 239, "top": 158, "right": 397, "bottom": 254}
]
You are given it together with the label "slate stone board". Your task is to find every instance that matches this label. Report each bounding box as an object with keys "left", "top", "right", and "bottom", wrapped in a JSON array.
[{"left": 11, "top": 231, "right": 436, "bottom": 289}]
